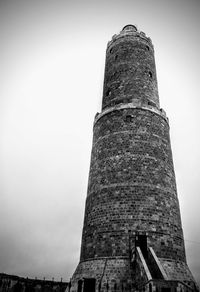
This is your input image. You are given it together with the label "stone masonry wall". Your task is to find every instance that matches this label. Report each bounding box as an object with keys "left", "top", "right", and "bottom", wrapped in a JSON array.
[
  {"left": 102, "top": 27, "right": 159, "bottom": 110},
  {"left": 71, "top": 25, "right": 198, "bottom": 291},
  {"left": 71, "top": 259, "right": 133, "bottom": 292},
  {"left": 81, "top": 107, "right": 185, "bottom": 263}
]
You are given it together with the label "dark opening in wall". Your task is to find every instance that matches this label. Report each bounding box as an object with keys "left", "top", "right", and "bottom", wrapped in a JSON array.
[
  {"left": 148, "top": 71, "right": 153, "bottom": 78},
  {"left": 114, "top": 283, "right": 117, "bottom": 292},
  {"left": 83, "top": 279, "right": 96, "bottom": 292},
  {"left": 106, "top": 90, "right": 111, "bottom": 97},
  {"left": 110, "top": 48, "right": 113, "bottom": 54},
  {"left": 115, "top": 55, "right": 118, "bottom": 60},
  {"left": 148, "top": 100, "right": 156, "bottom": 107},
  {"left": 146, "top": 45, "right": 150, "bottom": 51},
  {"left": 149, "top": 283, "right": 152, "bottom": 292},
  {"left": 78, "top": 280, "right": 83, "bottom": 292},
  {"left": 125, "top": 115, "right": 133, "bottom": 122},
  {"left": 114, "top": 99, "right": 123, "bottom": 106}
]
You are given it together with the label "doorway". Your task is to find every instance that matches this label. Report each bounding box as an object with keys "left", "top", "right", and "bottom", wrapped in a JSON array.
[
  {"left": 77, "top": 280, "right": 83, "bottom": 292},
  {"left": 135, "top": 234, "right": 148, "bottom": 258},
  {"left": 83, "top": 278, "right": 96, "bottom": 292}
]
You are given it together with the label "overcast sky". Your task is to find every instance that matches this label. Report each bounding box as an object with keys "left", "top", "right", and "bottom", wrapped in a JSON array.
[{"left": 0, "top": 0, "right": 200, "bottom": 286}]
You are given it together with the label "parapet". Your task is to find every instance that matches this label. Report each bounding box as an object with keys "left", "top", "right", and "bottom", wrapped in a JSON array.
[{"left": 107, "top": 24, "right": 153, "bottom": 52}]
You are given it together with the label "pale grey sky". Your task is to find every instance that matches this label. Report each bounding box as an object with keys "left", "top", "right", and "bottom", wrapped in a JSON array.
[{"left": 0, "top": 0, "right": 200, "bottom": 286}]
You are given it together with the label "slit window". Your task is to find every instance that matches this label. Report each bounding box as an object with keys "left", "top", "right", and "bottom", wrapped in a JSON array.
[
  {"left": 148, "top": 100, "right": 156, "bottom": 107},
  {"left": 106, "top": 90, "right": 111, "bottom": 97},
  {"left": 148, "top": 71, "right": 153, "bottom": 78},
  {"left": 149, "top": 284, "right": 152, "bottom": 292}
]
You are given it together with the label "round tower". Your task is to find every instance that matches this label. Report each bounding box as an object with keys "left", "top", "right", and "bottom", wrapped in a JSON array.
[
  {"left": 71, "top": 26, "right": 198, "bottom": 292},
  {"left": 102, "top": 25, "right": 159, "bottom": 110}
]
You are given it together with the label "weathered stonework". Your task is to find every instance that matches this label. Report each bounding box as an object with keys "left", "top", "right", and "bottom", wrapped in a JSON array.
[
  {"left": 102, "top": 25, "right": 159, "bottom": 110},
  {"left": 85, "top": 108, "right": 183, "bottom": 261},
  {"left": 71, "top": 25, "right": 199, "bottom": 292}
]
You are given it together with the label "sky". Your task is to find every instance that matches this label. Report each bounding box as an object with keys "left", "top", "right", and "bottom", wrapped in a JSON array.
[{"left": 0, "top": 0, "right": 200, "bottom": 286}]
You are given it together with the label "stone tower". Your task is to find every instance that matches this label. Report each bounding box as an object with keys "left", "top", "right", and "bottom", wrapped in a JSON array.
[{"left": 71, "top": 25, "right": 199, "bottom": 292}]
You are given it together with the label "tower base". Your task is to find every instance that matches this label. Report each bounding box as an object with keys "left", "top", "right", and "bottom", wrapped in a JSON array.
[
  {"left": 71, "top": 248, "right": 199, "bottom": 292},
  {"left": 71, "top": 257, "right": 133, "bottom": 292}
]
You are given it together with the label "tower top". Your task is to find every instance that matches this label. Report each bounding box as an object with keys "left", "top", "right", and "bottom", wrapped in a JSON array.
[
  {"left": 122, "top": 24, "right": 137, "bottom": 32},
  {"left": 103, "top": 24, "right": 159, "bottom": 111},
  {"left": 107, "top": 24, "right": 153, "bottom": 51}
]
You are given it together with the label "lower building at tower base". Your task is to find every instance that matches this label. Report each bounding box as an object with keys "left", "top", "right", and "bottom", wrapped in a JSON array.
[{"left": 71, "top": 247, "right": 199, "bottom": 292}]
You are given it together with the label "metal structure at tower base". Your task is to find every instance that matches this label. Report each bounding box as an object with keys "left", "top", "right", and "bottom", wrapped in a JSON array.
[{"left": 70, "top": 25, "right": 199, "bottom": 292}]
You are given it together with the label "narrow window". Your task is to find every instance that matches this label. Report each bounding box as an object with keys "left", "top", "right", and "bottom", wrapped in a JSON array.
[
  {"left": 125, "top": 115, "right": 133, "bottom": 123},
  {"left": 78, "top": 280, "right": 83, "bottom": 292},
  {"left": 148, "top": 71, "right": 153, "bottom": 78},
  {"left": 148, "top": 100, "right": 156, "bottom": 107},
  {"left": 114, "top": 283, "right": 117, "bottom": 292},
  {"left": 106, "top": 90, "right": 111, "bottom": 97}
]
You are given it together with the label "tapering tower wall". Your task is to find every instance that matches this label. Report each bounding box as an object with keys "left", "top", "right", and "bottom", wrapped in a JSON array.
[
  {"left": 71, "top": 25, "right": 197, "bottom": 292},
  {"left": 102, "top": 25, "right": 159, "bottom": 110}
]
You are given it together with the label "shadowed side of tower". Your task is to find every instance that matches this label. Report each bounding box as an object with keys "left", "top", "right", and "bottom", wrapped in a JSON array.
[{"left": 71, "top": 25, "right": 199, "bottom": 292}]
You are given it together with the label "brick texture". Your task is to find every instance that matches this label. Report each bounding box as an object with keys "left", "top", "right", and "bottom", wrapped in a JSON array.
[
  {"left": 71, "top": 25, "right": 198, "bottom": 291},
  {"left": 83, "top": 108, "right": 184, "bottom": 262},
  {"left": 102, "top": 25, "right": 159, "bottom": 110}
]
